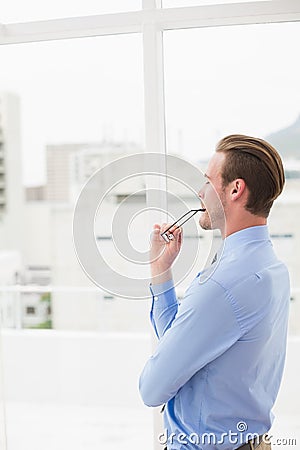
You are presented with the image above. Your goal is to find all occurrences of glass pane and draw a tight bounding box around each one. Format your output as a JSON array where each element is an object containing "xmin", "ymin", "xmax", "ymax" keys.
[
  {"xmin": 1, "ymin": 299, "xmax": 152, "ymax": 450},
  {"xmin": 164, "ymin": 23, "xmax": 300, "ymax": 163},
  {"xmin": 0, "ymin": 31, "xmax": 150, "ymax": 449},
  {"xmin": 163, "ymin": 0, "xmax": 270, "ymax": 7},
  {"xmin": 0, "ymin": 33, "xmax": 144, "ymax": 320},
  {"xmin": 0, "ymin": 327, "xmax": 7, "ymax": 450},
  {"xmin": 164, "ymin": 20, "xmax": 300, "ymax": 442},
  {"xmin": 164, "ymin": 21, "xmax": 300, "ymax": 287},
  {"xmin": 0, "ymin": 0, "xmax": 140, "ymax": 23}
]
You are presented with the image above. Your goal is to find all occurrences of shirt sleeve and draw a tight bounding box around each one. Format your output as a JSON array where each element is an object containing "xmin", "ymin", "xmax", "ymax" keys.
[
  {"xmin": 149, "ymin": 279, "xmax": 179, "ymax": 339},
  {"xmin": 139, "ymin": 278, "xmax": 243, "ymax": 407}
]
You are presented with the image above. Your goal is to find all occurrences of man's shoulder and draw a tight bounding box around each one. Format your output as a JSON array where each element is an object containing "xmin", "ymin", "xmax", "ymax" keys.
[{"xmin": 211, "ymin": 240, "xmax": 282, "ymax": 286}]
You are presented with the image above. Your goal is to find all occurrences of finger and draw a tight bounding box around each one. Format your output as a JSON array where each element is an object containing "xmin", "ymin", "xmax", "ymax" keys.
[
  {"xmin": 168, "ymin": 226, "xmax": 181, "ymax": 241},
  {"xmin": 151, "ymin": 227, "xmax": 161, "ymax": 242},
  {"xmin": 166, "ymin": 229, "xmax": 178, "ymax": 245},
  {"xmin": 167, "ymin": 226, "xmax": 180, "ymax": 249},
  {"xmin": 160, "ymin": 223, "xmax": 169, "ymax": 233},
  {"xmin": 160, "ymin": 223, "xmax": 171, "ymax": 241},
  {"xmin": 173, "ymin": 226, "xmax": 182, "ymax": 237},
  {"xmin": 167, "ymin": 224, "xmax": 177, "ymax": 233},
  {"xmin": 176, "ymin": 228, "xmax": 182, "ymax": 250}
]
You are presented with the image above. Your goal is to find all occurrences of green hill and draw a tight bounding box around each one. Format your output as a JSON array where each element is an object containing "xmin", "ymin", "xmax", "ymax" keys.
[{"xmin": 265, "ymin": 115, "xmax": 300, "ymax": 159}]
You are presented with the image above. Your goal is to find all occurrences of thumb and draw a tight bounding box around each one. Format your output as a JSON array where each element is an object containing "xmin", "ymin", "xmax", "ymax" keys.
[{"xmin": 151, "ymin": 225, "xmax": 161, "ymax": 242}]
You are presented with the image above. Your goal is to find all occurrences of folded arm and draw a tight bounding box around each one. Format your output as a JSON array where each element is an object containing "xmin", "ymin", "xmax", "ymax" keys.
[{"xmin": 139, "ymin": 278, "xmax": 242, "ymax": 407}]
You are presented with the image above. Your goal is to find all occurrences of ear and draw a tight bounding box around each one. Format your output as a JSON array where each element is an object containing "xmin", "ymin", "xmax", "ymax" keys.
[{"xmin": 230, "ymin": 178, "xmax": 246, "ymax": 201}]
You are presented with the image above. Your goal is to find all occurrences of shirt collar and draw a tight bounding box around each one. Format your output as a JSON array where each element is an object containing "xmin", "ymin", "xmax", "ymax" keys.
[
  {"xmin": 221, "ymin": 225, "xmax": 270, "ymax": 256},
  {"xmin": 198, "ymin": 225, "xmax": 270, "ymax": 283}
]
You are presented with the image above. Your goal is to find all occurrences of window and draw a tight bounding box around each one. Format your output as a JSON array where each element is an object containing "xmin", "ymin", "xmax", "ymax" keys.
[
  {"xmin": 0, "ymin": 34, "xmax": 144, "ymax": 331},
  {"xmin": 0, "ymin": 0, "xmax": 140, "ymax": 23},
  {"xmin": 26, "ymin": 306, "xmax": 36, "ymax": 315},
  {"xmin": 164, "ymin": 23, "xmax": 300, "ymax": 164},
  {"xmin": 163, "ymin": 0, "xmax": 270, "ymax": 7},
  {"xmin": 1, "ymin": 3, "xmax": 300, "ymax": 450},
  {"xmin": 164, "ymin": 22, "xmax": 300, "ymax": 294}
]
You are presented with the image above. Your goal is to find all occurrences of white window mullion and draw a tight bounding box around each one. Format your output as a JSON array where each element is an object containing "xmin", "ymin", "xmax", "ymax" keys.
[
  {"xmin": 0, "ymin": 11, "xmax": 143, "ymax": 45},
  {"xmin": 1, "ymin": 2, "xmax": 300, "ymax": 45},
  {"xmin": 142, "ymin": 2, "xmax": 168, "ymax": 450},
  {"xmin": 142, "ymin": 0, "xmax": 168, "ymax": 214},
  {"xmin": 158, "ymin": 1, "xmax": 300, "ymax": 31}
]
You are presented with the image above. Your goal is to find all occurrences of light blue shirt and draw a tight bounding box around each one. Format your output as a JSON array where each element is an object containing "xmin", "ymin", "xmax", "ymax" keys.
[{"xmin": 139, "ymin": 225, "xmax": 290, "ymax": 450}]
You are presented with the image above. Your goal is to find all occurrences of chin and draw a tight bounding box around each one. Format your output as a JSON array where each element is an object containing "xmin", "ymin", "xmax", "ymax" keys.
[{"xmin": 199, "ymin": 218, "xmax": 212, "ymax": 231}]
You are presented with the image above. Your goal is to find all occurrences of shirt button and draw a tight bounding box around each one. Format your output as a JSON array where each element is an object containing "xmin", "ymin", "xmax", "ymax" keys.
[{"xmin": 154, "ymin": 296, "xmax": 159, "ymax": 301}]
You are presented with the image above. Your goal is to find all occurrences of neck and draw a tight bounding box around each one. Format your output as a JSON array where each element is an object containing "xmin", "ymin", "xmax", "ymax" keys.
[{"xmin": 221, "ymin": 212, "xmax": 267, "ymax": 239}]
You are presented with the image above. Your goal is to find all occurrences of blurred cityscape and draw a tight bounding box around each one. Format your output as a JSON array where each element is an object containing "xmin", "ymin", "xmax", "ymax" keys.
[{"xmin": 0, "ymin": 90, "xmax": 300, "ymax": 334}]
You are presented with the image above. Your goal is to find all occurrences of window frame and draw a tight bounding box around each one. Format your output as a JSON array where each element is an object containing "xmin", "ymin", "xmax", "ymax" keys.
[
  {"xmin": 1, "ymin": 2, "xmax": 300, "ymax": 449},
  {"xmin": 0, "ymin": 0, "xmax": 300, "ymax": 247}
]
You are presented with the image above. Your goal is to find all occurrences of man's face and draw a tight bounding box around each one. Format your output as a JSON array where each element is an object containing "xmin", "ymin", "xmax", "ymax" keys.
[{"xmin": 198, "ymin": 152, "xmax": 227, "ymax": 231}]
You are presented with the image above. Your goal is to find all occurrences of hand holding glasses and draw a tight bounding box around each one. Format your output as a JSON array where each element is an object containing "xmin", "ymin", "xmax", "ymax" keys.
[{"xmin": 160, "ymin": 208, "xmax": 206, "ymax": 243}]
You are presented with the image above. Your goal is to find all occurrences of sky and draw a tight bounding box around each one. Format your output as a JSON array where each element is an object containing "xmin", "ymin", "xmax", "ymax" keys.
[
  {"xmin": 0, "ymin": 34, "xmax": 144, "ymax": 185},
  {"xmin": 164, "ymin": 22, "xmax": 300, "ymax": 161},
  {"xmin": 0, "ymin": 7, "xmax": 300, "ymax": 185}
]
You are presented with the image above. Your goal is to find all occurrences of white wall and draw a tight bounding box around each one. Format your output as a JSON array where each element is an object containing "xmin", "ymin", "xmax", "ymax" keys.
[
  {"xmin": 0, "ymin": 331, "xmax": 299, "ymax": 450},
  {"xmin": 273, "ymin": 337, "xmax": 300, "ymax": 416},
  {"xmin": 1, "ymin": 330, "xmax": 151, "ymax": 408},
  {"xmin": 0, "ymin": 330, "xmax": 299, "ymax": 414}
]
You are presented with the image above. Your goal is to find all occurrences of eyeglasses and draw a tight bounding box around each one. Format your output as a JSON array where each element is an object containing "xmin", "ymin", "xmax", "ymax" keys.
[{"xmin": 160, "ymin": 208, "xmax": 206, "ymax": 243}]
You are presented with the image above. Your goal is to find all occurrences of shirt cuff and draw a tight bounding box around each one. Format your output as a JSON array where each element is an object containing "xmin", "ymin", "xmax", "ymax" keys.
[
  {"xmin": 150, "ymin": 279, "xmax": 174, "ymax": 296},
  {"xmin": 149, "ymin": 279, "xmax": 177, "ymax": 312}
]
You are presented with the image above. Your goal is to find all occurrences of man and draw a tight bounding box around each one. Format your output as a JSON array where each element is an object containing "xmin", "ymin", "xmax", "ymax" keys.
[{"xmin": 139, "ymin": 135, "xmax": 290, "ymax": 450}]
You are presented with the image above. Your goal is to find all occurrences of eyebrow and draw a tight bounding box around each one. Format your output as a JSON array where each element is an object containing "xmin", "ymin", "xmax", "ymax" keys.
[{"xmin": 204, "ymin": 173, "xmax": 211, "ymax": 180}]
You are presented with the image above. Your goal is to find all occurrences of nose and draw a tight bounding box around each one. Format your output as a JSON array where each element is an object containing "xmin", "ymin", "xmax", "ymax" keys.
[{"xmin": 198, "ymin": 185, "xmax": 205, "ymax": 199}]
